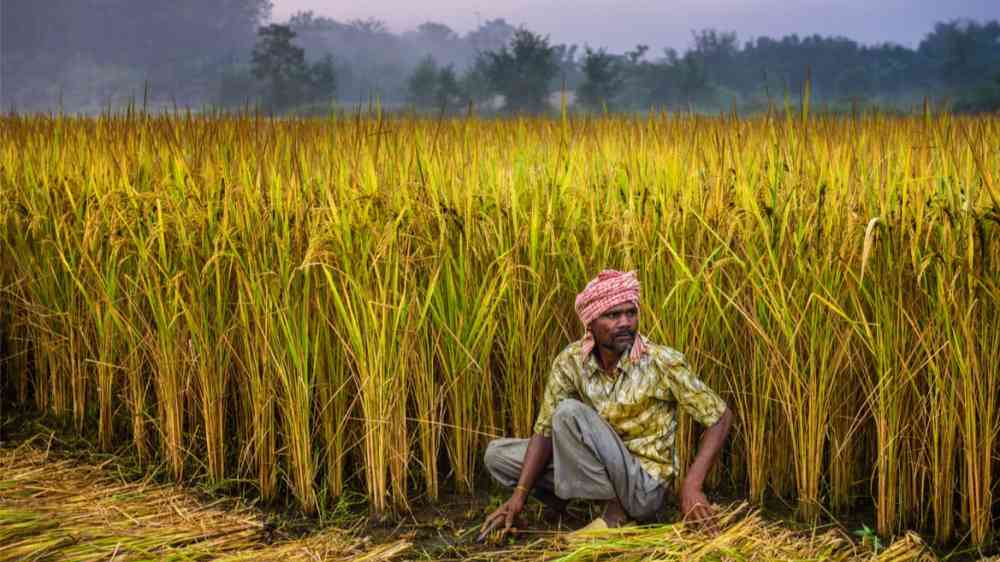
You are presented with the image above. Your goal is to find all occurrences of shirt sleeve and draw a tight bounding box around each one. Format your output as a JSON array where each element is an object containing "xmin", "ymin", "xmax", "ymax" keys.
[
  {"xmin": 532, "ymin": 352, "xmax": 578, "ymax": 436},
  {"xmin": 654, "ymin": 350, "xmax": 726, "ymax": 428}
]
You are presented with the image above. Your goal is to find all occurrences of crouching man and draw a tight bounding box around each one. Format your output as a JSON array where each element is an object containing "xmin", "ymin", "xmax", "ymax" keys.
[{"xmin": 479, "ymin": 270, "xmax": 733, "ymax": 539}]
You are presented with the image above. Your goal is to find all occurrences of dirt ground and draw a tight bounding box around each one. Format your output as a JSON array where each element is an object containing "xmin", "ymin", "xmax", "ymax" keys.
[
  {"xmin": 0, "ymin": 412, "xmax": 990, "ymax": 561},
  {"xmin": 0, "ymin": 412, "xmax": 624, "ymax": 561},
  {"xmin": 0, "ymin": 438, "xmax": 613, "ymax": 560}
]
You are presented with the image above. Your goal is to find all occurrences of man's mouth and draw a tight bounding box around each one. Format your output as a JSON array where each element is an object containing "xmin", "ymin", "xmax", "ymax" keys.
[{"xmin": 613, "ymin": 332, "xmax": 635, "ymax": 340}]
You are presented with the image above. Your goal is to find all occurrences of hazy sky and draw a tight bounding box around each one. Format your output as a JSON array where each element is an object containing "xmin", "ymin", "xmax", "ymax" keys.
[{"xmin": 271, "ymin": 0, "xmax": 999, "ymax": 54}]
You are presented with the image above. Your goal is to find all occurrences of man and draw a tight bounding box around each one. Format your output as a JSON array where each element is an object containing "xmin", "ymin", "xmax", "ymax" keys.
[{"xmin": 479, "ymin": 270, "xmax": 733, "ymax": 539}]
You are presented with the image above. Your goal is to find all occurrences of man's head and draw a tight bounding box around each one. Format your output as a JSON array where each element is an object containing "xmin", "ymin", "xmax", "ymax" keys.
[
  {"xmin": 574, "ymin": 270, "xmax": 642, "ymax": 357},
  {"xmin": 589, "ymin": 301, "xmax": 639, "ymax": 354}
]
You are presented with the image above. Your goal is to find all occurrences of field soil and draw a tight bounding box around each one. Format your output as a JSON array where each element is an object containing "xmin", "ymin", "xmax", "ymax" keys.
[
  {"xmin": 0, "ymin": 413, "xmax": 983, "ymax": 561},
  {"xmin": 0, "ymin": 414, "xmax": 595, "ymax": 561}
]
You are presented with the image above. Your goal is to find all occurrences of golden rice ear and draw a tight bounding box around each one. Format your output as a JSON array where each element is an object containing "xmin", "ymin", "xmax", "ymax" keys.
[{"xmin": 860, "ymin": 216, "xmax": 881, "ymax": 282}]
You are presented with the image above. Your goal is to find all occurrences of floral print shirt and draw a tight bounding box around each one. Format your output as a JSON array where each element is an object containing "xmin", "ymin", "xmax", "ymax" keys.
[{"xmin": 533, "ymin": 336, "xmax": 727, "ymax": 483}]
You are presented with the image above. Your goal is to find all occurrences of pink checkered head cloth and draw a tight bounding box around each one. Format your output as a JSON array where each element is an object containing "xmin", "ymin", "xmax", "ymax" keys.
[{"xmin": 574, "ymin": 270, "xmax": 648, "ymax": 363}]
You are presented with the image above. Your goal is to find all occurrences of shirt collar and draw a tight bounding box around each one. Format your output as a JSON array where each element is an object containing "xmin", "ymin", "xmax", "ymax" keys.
[{"xmin": 584, "ymin": 343, "xmax": 635, "ymax": 376}]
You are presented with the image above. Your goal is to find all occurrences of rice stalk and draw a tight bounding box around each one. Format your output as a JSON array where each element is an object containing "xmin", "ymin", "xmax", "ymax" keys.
[
  {"xmin": 428, "ymin": 229, "xmax": 507, "ymax": 493},
  {"xmin": 325, "ymin": 216, "xmax": 415, "ymax": 514}
]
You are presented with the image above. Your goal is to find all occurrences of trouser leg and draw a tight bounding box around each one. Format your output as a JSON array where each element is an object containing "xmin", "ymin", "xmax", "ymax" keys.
[
  {"xmin": 484, "ymin": 437, "xmax": 557, "ymax": 492},
  {"xmin": 549, "ymin": 399, "xmax": 666, "ymax": 521}
]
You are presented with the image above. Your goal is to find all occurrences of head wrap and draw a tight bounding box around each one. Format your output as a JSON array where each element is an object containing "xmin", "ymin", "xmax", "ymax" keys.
[{"xmin": 574, "ymin": 270, "xmax": 648, "ymax": 363}]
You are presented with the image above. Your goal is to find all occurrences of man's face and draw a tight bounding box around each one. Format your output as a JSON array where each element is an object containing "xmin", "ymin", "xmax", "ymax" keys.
[{"xmin": 589, "ymin": 302, "xmax": 639, "ymax": 356}]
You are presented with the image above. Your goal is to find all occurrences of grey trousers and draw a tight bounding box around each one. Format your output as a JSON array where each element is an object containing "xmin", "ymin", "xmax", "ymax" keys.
[{"xmin": 484, "ymin": 398, "xmax": 667, "ymax": 520}]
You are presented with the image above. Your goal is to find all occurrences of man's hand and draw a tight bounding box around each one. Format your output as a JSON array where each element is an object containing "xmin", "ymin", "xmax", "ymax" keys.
[
  {"xmin": 679, "ymin": 483, "xmax": 718, "ymax": 533},
  {"xmin": 477, "ymin": 494, "xmax": 526, "ymax": 543},
  {"xmin": 679, "ymin": 408, "xmax": 731, "ymax": 534},
  {"xmin": 477, "ymin": 433, "xmax": 552, "ymax": 543}
]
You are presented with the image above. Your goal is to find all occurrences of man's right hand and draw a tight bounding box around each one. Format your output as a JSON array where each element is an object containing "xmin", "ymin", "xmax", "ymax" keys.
[
  {"xmin": 476, "ymin": 493, "xmax": 526, "ymax": 543},
  {"xmin": 477, "ymin": 434, "xmax": 552, "ymax": 543}
]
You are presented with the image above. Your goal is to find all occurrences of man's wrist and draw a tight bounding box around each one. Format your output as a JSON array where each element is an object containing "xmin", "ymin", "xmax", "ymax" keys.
[
  {"xmin": 513, "ymin": 484, "xmax": 531, "ymax": 500},
  {"xmin": 681, "ymin": 474, "xmax": 704, "ymax": 493}
]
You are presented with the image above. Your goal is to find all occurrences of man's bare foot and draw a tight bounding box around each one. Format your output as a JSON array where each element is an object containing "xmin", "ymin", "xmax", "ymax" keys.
[{"xmin": 601, "ymin": 498, "xmax": 628, "ymax": 527}]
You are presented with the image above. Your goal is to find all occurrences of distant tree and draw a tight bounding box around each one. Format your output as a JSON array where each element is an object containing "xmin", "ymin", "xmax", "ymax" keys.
[
  {"xmin": 734, "ymin": 33, "xmax": 867, "ymax": 97},
  {"xmin": 954, "ymin": 73, "xmax": 1000, "ymax": 113},
  {"xmin": 465, "ymin": 18, "xmax": 517, "ymax": 55},
  {"xmin": 408, "ymin": 56, "xmax": 440, "ymax": 107},
  {"xmin": 481, "ymin": 28, "xmax": 559, "ymax": 113},
  {"xmin": 552, "ymin": 43, "xmax": 582, "ymax": 89},
  {"xmin": 577, "ymin": 47, "xmax": 624, "ymax": 110},
  {"xmin": 346, "ymin": 18, "xmax": 389, "ymax": 37},
  {"xmin": 626, "ymin": 44, "xmax": 650, "ymax": 65},
  {"xmin": 629, "ymin": 48, "xmax": 684, "ymax": 108},
  {"xmin": 288, "ymin": 10, "xmax": 338, "ymax": 32},
  {"xmin": 919, "ymin": 20, "xmax": 1000, "ymax": 88},
  {"xmin": 459, "ymin": 57, "xmax": 494, "ymax": 109},
  {"xmin": 435, "ymin": 65, "xmax": 463, "ymax": 111},
  {"xmin": 407, "ymin": 55, "xmax": 463, "ymax": 112},
  {"xmin": 251, "ymin": 24, "xmax": 335, "ymax": 111},
  {"xmin": 689, "ymin": 29, "xmax": 739, "ymax": 84},
  {"xmin": 619, "ymin": 45, "xmax": 717, "ymax": 110},
  {"xmin": 252, "ymin": 24, "xmax": 307, "ymax": 109},
  {"xmin": 310, "ymin": 54, "xmax": 338, "ymax": 100},
  {"xmin": 415, "ymin": 22, "xmax": 459, "ymax": 44},
  {"xmin": 618, "ymin": 44, "xmax": 708, "ymax": 109},
  {"xmin": 853, "ymin": 43, "xmax": 919, "ymax": 96},
  {"xmin": 834, "ymin": 66, "xmax": 876, "ymax": 99},
  {"xmin": 678, "ymin": 53, "xmax": 709, "ymax": 101}
]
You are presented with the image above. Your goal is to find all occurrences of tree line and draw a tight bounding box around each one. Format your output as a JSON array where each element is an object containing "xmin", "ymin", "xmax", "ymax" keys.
[
  {"xmin": 3, "ymin": 1, "xmax": 999, "ymax": 114},
  {"xmin": 250, "ymin": 17, "xmax": 1000, "ymax": 114}
]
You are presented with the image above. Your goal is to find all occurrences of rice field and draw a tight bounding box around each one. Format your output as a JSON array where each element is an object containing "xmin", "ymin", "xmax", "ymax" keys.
[{"xmin": 1, "ymin": 108, "xmax": 998, "ymax": 552}]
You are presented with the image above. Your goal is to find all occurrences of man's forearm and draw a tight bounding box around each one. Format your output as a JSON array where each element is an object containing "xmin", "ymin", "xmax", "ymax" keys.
[
  {"xmin": 683, "ymin": 407, "xmax": 733, "ymax": 491},
  {"xmin": 512, "ymin": 433, "xmax": 553, "ymax": 500},
  {"xmin": 478, "ymin": 433, "xmax": 554, "ymax": 540}
]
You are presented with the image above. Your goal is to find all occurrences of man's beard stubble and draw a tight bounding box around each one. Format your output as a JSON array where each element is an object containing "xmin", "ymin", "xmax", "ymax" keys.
[{"xmin": 602, "ymin": 330, "xmax": 636, "ymax": 354}]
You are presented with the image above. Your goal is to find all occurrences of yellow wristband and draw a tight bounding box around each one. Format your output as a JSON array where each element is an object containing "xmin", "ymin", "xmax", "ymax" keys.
[{"xmin": 515, "ymin": 484, "xmax": 530, "ymax": 494}]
